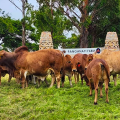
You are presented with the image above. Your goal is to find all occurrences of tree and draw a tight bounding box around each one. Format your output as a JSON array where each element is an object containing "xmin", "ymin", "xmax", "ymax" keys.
[
  {"xmin": 87, "ymin": 0, "xmax": 120, "ymax": 47},
  {"xmin": 0, "ymin": 9, "xmax": 38, "ymax": 51},
  {"xmin": 36, "ymin": 0, "xmax": 90, "ymax": 48},
  {"xmin": 8, "ymin": 0, "xmax": 28, "ymax": 45},
  {"xmin": 27, "ymin": 4, "xmax": 72, "ymax": 48},
  {"xmin": 36, "ymin": 0, "xmax": 120, "ymax": 48}
]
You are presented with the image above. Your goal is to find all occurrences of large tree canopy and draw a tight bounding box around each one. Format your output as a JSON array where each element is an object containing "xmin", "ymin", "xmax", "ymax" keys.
[{"xmin": 36, "ymin": 0, "xmax": 120, "ymax": 48}]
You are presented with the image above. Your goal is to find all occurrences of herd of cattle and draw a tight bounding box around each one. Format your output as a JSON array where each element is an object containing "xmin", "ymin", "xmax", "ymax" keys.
[{"xmin": 0, "ymin": 45, "xmax": 120, "ymax": 104}]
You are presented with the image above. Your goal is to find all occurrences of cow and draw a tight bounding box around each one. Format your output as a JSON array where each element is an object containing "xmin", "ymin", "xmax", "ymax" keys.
[
  {"xmin": 93, "ymin": 49, "xmax": 120, "ymax": 86},
  {"xmin": 70, "ymin": 53, "xmax": 93, "ymax": 85},
  {"xmin": 61, "ymin": 54, "xmax": 73, "ymax": 87},
  {"xmin": 70, "ymin": 53, "xmax": 84, "ymax": 84},
  {"xmin": 0, "ymin": 66, "xmax": 14, "ymax": 85},
  {"xmin": 84, "ymin": 58, "xmax": 110, "ymax": 104},
  {"xmin": 0, "ymin": 46, "xmax": 64, "ymax": 89}
]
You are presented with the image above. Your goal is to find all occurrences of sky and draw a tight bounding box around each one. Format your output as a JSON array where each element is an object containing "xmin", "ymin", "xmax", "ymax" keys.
[{"xmin": 0, "ymin": 0, "xmax": 38, "ymax": 20}]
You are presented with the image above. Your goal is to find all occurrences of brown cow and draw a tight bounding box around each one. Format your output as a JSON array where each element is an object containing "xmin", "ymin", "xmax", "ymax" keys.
[
  {"xmin": 70, "ymin": 53, "xmax": 84, "ymax": 84},
  {"xmin": 61, "ymin": 54, "xmax": 73, "ymax": 87},
  {"xmin": 0, "ymin": 66, "xmax": 14, "ymax": 85},
  {"xmin": 93, "ymin": 49, "xmax": 120, "ymax": 86},
  {"xmin": 70, "ymin": 53, "xmax": 93, "ymax": 85},
  {"xmin": 0, "ymin": 46, "xmax": 64, "ymax": 88},
  {"xmin": 84, "ymin": 58, "xmax": 110, "ymax": 104}
]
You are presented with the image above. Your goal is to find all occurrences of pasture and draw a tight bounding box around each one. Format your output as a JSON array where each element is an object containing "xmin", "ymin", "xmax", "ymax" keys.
[{"xmin": 0, "ymin": 75, "xmax": 120, "ymax": 120}]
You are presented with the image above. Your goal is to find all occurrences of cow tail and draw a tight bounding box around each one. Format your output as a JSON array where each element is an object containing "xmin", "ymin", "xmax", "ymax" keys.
[
  {"xmin": 101, "ymin": 64, "xmax": 104, "ymax": 80},
  {"xmin": 101, "ymin": 64, "xmax": 110, "ymax": 82}
]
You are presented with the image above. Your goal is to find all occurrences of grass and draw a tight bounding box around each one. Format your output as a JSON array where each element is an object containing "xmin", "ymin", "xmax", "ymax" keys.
[{"xmin": 0, "ymin": 75, "xmax": 120, "ymax": 120}]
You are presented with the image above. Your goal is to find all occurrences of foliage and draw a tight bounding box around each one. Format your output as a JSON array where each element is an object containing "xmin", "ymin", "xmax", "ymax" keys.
[
  {"xmin": 36, "ymin": 0, "xmax": 120, "ymax": 48},
  {"xmin": 0, "ymin": 75, "xmax": 120, "ymax": 119},
  {"xmin": 87, "ymin": 0, "xmax": 120, "ymax": 47},
  {"xmin": 27, "ymin": 4, "xmax": 73, "ymax": 48},
  {"xmin": 0, "ymin": 9, "xmax": 39, "ymax": 51}
]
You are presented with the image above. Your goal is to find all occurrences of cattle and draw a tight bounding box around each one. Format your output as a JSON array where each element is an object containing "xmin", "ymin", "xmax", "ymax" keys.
[
  {"xmin": 70, "ymin": 53, "xmax": 84, "ymax": 84},
  {"xmin": 0, "ymin": 66, "xmax": 13, "ymax": 85},
  {"xmin": 93, "ymin": 49, "xmax": 120, "ymax": 86},
  {"xmin": 61, "ymin": 54, "xmax": 73, "ymax": 87},
  {"xmin": 70, "ymin": 53, "xmax": 93, "ymax": 85},
  {"xmin": 84, "ymin": 58, "xmax": 110, "ymax": 104},
  {"xmin": 0, "ymin": 46, "xmax": 64, "ymax": 88}
]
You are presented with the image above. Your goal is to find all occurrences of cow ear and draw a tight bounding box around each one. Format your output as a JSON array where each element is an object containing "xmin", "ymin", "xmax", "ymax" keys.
[
  {"xmin": 83, "ymin": 54, "xmax": 87, "ymax": 61},
  {"xmin": 0, "ymin": 50, "xmax": 5, "ymax": 59}
]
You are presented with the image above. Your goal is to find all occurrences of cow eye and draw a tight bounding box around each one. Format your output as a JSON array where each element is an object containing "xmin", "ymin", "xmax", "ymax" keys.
[
  {"xmin": 89, "ymin": 59, "xmax": 91, "ymax": 62},
  {"xmin": 68, "ymin": 61, "xmax": 71, "ymax": 63}
]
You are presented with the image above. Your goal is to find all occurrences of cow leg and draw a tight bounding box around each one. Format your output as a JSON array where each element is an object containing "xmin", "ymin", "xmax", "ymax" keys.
[
  {"xmin": 0, "ymin": 71, "xmax": 1, "ymax": 85},
  {"xmin": 26, "ymin": 78, "xmax": 29, "ymax": 88},
  {"xmin": 68, "ymin": 76, "xmax": 72, "ymax": 87},
  {"xmin": 56, "ymin": 74, "xmax": 61, "ymax": 88},
  {"xmin": 37, "ymin": 79, "xmax": 41, "ymax": 87},
  {"xmin": 21, "ymin": 71, "xmax": 27, "ymax": 89},
  {"xmin": 8, "ymin": 74, "xmax": 12, "ymax": 83},
  {"xmin": 61, "ymin": 74, "xmax": 65, "ymax": 87},
  {"xmin": 105, "ymin": 79, "xmax": 109, "ymax": 103},
  {"xmin": 99, "ymin": 82, "xmax": 103, "ymax": 98},
  {"xmin": 32, "ymin": 76, "xmax": 37, "ymax": 84},
  {"xmin": 94, "ymin": 79, "xmax": 99, "ymax": 105},
  {"xmin": 80, "ymin": 73, "xmax": 83, "ymax": 85},
  {"xmin": 74, "ymin": 72, "xmax": 77, "ymax": 84},
  {"xmin": 50, "ymin": 74, "xmax": 56, "ymax": 88},
  {"xmin": 44, "ymin": 78, "xmax": 49, "ymax": 86},
  {"xmin": 113, "ymin": 75, "xmax": 117, "ymax": 86},
  {"xmin": 77, "ymin": 73, "xmax": 79, "ymax": 83},
  {"xmin": 89, "ymin": 83, "xmax": 92, "ymax": 96}
]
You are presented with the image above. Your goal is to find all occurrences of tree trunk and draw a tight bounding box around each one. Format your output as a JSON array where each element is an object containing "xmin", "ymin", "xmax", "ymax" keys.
[
  {"xmin": 91, "ymin": 35, "xmax": 96, "ymax": 47},
  {"xmin": 80, "ymin": 26, "xmax": 88, "ymax": 48},
  {"xmin": 22, "ymin": 0, "xmax": 25, "ymax": 46},
  {"xmin": 79, "ymin": 0, "xmax": 89, "ymax": 48}
]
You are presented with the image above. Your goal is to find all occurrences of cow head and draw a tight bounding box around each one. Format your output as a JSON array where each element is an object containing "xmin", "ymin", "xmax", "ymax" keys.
[
  {"xmin": 0, "ymin": 50, "xmax": 5, "ymax": 59},
  {"xmin": 71, "ymin": 60, "xmax": 82, "ymax": 72},
  {"xmin": 0, "ymin": 50, "xmax": 6, "ymax": 64},
  {"xmin": 85, "ymin": 54, "xmax": 93, "ymax": 70}
]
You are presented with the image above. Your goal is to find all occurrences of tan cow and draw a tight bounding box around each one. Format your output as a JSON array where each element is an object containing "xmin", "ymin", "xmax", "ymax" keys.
[
  {"xmin": 0, "ymin": 46, "xmax": 64, "ymax": 88},
  {"xmin": 93, "ymin": 49, "xmax": 120, "ymax": 86},
  {"xmin": 84, "ymin": 58, "xmax": 110, "ymax": 104}
]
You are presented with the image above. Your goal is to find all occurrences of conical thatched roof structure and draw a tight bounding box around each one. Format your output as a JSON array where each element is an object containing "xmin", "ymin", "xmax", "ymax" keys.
[
  {"xmin": 105, "ymin": 32, "xmax": 119, "ymax": 51},
  {"xmin": 39, "ymin": 31, "xmax": 53, "ymax": 50}
]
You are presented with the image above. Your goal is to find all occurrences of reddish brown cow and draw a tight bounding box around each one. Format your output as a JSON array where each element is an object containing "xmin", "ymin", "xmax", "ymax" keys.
[
  {"xmin": 84, "ymin": 58, "xmax": 110, "ymax": 104},
  {"xmin": 70, "ymin": 53, "xmax": 93, "ymax": 85},
  {"xmin": 0, "ymin": 46, "xmax": 64, "ymax": 88}
]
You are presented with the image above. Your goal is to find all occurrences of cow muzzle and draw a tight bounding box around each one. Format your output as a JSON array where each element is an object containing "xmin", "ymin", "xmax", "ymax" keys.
[{"xmin": 72, "ymin": 69, "xmax": 77, "ymax": 72}]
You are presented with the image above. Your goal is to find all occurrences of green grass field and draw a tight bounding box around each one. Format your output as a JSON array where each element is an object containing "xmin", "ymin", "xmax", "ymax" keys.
[{"xmin": 0, "ymin": 75, "xmax": 120, "ymax": 120}]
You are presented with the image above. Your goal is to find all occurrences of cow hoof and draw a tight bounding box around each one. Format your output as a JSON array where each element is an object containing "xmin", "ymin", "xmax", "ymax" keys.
[
  {"xmin": 106, "ymin": 100, "xmax": 109, "ymax": 103},
  {"xmin": 94, "ymin": 102, "xmax": 97, "ymax": 105},
  {"xmin": 100, "ymin": 95, "xmax": 103, "ymax": 98}
]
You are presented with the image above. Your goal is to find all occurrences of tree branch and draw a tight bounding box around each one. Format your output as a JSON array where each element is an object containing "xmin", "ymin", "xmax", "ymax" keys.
[{"xmin": 8, "ymin": 0, "xmax": 22, "ymax": 12}]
